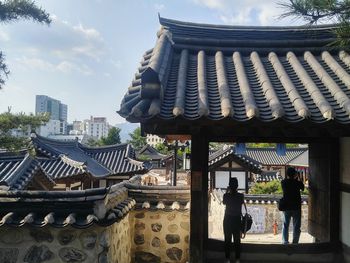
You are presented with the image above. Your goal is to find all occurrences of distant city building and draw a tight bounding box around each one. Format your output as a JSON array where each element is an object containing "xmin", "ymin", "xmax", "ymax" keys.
[
  {"xmin": 37, "ymin": 119, "xmax": 66, "ymax": 137},
  {"xmin": 146, "ymin": 134, "xmax": 164, "ymax": 147},
  {"xmin": 36, "ymin": 95, "xmax": 68, "ymax": 136},
  {"xmin": 83, "ymin": 116, "xmax": 110, "ymax": 140},
  {"xmin": 35, "ymin": 95, "xmax": 67, "ymax": 121}
]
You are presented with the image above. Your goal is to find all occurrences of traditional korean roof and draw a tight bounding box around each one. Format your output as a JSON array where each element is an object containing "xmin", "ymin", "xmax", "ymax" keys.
[
  {"xmin": 0, "ymin": 135, "xmax": 151, "ymax": 188},
  {"xmin": 137, "ymin": 144, "xmax": 167, "ymax": 160},
  {"xmin": 80, "ymin": 143, "xmax": 152, "ymax": 176},
  {"xmin": 118, "ymin": 17, "xmax": 350, "ymax": 137},
  {"xmin": 288, "ymin": 149, "xmax": 309, "ymax": 167},
  {"xmin": 32, "ymin": 134, "xmax": 151, "ymax": 178},
  {"xmin": 245, "ymin": 147, "xmax": 307, "ymax": 166},
  {"xmin": 0, "ymin": 153, "xmax": 55, "ymax": 190},
  {"xmin": 208, "ymin": 146, "xmax": 262, "ymax": 174},
  {"xmin": 0, "ymin": 180, "xmax": 135, "ymax": 228}
]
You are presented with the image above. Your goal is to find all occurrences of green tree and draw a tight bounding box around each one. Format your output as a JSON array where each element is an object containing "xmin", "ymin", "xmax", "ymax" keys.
[
  {"xmin": 280, "ymin": 0, "xmax": 350, "ymax": 46},
  {"xmin": 127, "ymin": 127, "xmax": 146, "ymax": 150},
  {"xmin": 0, "ymin": 111, "xmax": 49, "ymax": 151},
  {"xmin": 99, "ymin": 127, "xmax": 121, "ymax": 145},
  {"xmin": 85, "ymin": 137, "xmax": 100, "ymax": 147},
  {"xmin": 0, "ymin": 0, "xmax": 51, "ymax": 89},
  {"xmin": 154, "ymin": 142, "xmax": 169, "ymax": 155}
]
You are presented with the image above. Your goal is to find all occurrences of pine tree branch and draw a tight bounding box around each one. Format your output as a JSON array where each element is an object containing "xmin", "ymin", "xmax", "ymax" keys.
[{"xmin": 0, "ymin": 0, "xmax": 51, "ymax": 24}]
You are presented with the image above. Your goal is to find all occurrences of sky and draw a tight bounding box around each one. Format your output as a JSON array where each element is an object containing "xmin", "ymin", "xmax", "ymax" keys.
[{"xmin": 0, "ymin": 0, "xmax": 304, "ymax": 125}]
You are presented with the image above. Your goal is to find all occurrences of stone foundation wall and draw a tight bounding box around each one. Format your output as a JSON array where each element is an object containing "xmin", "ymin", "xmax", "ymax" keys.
[
  {"xmin": 108, "ymin": 214, "xmax": 132, "ymax": 263},
  {"xmin": 209, "ymin": 195, "xmax": 308, "ymax": 239},
  {"xmin": 129, "ymin": 210, "xmax": 190, "ymax": 263},
  {"xmin": 0, "ymin": 225, "xmax": 107, "ymax": 263}
]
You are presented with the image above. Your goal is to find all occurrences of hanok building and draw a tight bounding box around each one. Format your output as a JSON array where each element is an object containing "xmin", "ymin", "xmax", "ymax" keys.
[
  {"xmin": 0, "ymin": 134, "xmax": 151, "ymax": 190},
  {"xmin": 119, "ymin": 17, "xmax": 350, "ymax": 262},
  {"xmin": 208, "ymin": 145, "xmax": 308, "ymax": 191},
  {"xmin": 137, "ymin": 144, "xmax": 167, "ymax": 168}
]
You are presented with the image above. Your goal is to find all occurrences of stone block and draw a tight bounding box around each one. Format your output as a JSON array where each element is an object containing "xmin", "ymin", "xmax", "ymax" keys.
[
  {"xmin": 168, "ymin": 224, "xmax": 178, "ymax": 233},
  {"xmin": 151, "ymin": 223, "xmax": 162, "ymax": 232},
  {"xmin": 0, "ymin": 230, "xmax": 23, "ymax": 244},
  {"xmin": 30, "ymin": 229, "xmax": 53, "ymax": 243},
  {"xmin": 166, "ymin": 247, "xmax": 182, "ymax": 261},
  {"xmin": 135, "ymin": 251, "xmax": 161, "ymax": 263},
  {"xmin": 59, "ymin": 247, "xmax": 87, "ymax": 262},
  {"xmin": 24, "ymin": 245, "xmax": 53, "ymax": 263},
  {"xmin": 151, "ymin": 237, "xmax": 161, "ymax": 247},
  {"xmin": 134, "ymin": 234, "xmax": 145, "ymax": 245},
  {"xmin": 0, "ymin": 248, "xmax": 19, "ymax": 263},
  {"xmin": 180, "ymin": 222, "xmax": 189, "ymax": 231},
  {"xmin": 166, "ymin": 234, "xmax": 180, "ymax": 244},
  {"xmin": 58, "ymin": 230, "xmax": 76, "ymax": 245},
  {"xmin": 135, "ymin": 213, "xmax": 145, "ymax": 219},
  {"xmin": 79, "ymin": 231, "xmax": 97, "ymax": 249}
]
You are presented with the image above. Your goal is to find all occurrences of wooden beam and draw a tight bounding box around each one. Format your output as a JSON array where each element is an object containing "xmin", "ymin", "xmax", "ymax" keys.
[{"xmin": 190, "ymin": 132, "xmax": 208, "ymax": 262}]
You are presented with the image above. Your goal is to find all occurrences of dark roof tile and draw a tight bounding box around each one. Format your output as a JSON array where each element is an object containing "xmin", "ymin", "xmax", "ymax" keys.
[{"xmin": 119, "ymin": 17, "xmax": 350, "ymax": 130}]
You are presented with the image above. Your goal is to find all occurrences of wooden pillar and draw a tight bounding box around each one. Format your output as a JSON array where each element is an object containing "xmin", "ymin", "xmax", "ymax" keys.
[
  {"xmin": 190, "ymin": 133, "xmax": 208, "ymax": 263},
  {"xmin": 308, "ymin": 140, "xmax": 339, "ymax": 243}
]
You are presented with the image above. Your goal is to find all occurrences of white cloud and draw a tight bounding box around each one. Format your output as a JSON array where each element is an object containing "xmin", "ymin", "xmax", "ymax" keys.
[
  {"xmin": 6, "ymin": 16, "xmax": 106, "ymax": 62},
  {"xmin": 14, "ymin": 57, "xmax": 92, "ymax": 75},
  {"xmin": 0, "ymin": 30, "xmax": 10, "ymax": 42},
  {"xmin": 192, "ymin": 0, "xmax": 300, "ymax": 26}
]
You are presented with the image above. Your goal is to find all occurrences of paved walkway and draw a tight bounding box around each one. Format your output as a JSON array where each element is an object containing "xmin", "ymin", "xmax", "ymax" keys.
[
  {"xmin": 241, "ymin": 232, "xmax": 314, "ymax": 244},
  {"xmin": 211, "ymin": 231, "xmax": 314, "ymax": 244}
]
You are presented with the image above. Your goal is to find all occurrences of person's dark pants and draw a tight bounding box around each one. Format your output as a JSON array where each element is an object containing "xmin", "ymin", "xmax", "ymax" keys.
[{"xmin": 223, "ymin": 215, "xmax": 241, "ymax": 259}]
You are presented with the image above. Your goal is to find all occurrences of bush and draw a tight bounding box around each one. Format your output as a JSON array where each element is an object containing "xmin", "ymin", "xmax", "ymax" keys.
[
  {"xmin": 249, "ymin": 180, "xmax": 309, "ymax": 195},
  {"xmin": 249, "ymin": 181, "xmax": 283, "ymax": 195}
]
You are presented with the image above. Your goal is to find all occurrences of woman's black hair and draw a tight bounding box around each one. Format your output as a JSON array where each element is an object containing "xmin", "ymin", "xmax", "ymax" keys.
[{"xmin": 229, "ymin": 177, "xmax": 238, "ymax": 190}]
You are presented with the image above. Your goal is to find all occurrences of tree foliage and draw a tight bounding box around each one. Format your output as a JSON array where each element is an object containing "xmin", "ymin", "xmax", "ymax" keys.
[
  {"xmin": 127, "ymin": 127, "xmax": 146, "ymax": 150},
  {"xmin": 280, "ymin": 0, "xmax": 350, "ymax": 46},
  {"xmin": 249, "ymin": 181, "xmax": 283, "ymax": 195},
  {"xmin": 0, "ymin": 111, "xmax": 49, "ymax": 151},
  {"xmin": 99, "ymin": 127, "xmax": 121, "ymax": 145},
  {"xmin": 154, "ymin": 142, "xmax": 170, "ymax": 155},
  {"xmin": 0, "ymin": 0, "xmax": 51, "ymax": 89}
]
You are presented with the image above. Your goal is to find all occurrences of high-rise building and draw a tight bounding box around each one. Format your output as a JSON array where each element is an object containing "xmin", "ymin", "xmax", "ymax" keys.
[
  {"xmin": 35, "ymin": 95, "xmax": 67, "ymax": 121},
  {"xmin": 36, "ymin": 95, "xmax": 68, "ymax": 136}
]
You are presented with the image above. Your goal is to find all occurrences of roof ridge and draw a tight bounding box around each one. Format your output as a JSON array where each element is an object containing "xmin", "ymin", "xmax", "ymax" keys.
[{"xmin": 159, "ymin": 16, "xmax": 338, "ymax": 31}]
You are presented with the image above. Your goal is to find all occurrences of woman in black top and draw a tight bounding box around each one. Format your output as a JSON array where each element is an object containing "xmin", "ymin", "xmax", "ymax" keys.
[
  {"xmin": 281, "ymin": 167, "xmax": 304, "ymax": 244},
  {"xmin": 223, "ymin": 177, "xmax": 246, "ymax": 263}
]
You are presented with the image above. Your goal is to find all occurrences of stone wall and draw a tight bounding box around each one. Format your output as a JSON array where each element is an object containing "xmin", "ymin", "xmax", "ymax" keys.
[
  {"xmin": 0, "ymin": 225, "xmax": 107, "ymax": 263},
  {"xmin": 107, "ymin": 214, "xmax": 132, "ymax": 263},
  {"xmin": 209, "ymin": 194, "xmax": 308, "ymax": 239},
  {"xmin": 129, "ymin": 210, "xmax": 190, "ymax": 263}
]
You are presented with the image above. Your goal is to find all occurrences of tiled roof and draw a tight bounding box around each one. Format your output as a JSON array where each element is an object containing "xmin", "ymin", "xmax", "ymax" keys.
[
  {"xmin": 137, "ymin": 144, "xmax": 167, "ymax": 160},
  {"xmin": 0, "ymin": 135, "xmax": 151, "ymax": 188},
  {"xmin": 208, "ymin": 146, "xmax": 307, "ymax": 172},
  {"xmin": 33, "ymin": 134, "xmax": 151, "ymax": 178},
  {"xmin": 288, "ymin": 149, "xmax": 309, "ymax": 167},
  {"xmin": 0, "ymin": 181, "xmax": 135, "ymax": 228},
  {"xmin": 80, "ymin": 143, "xmax": 151, "ymax": 175},
  {"xmin": 208, "ymin": 146, "xmax": 262, "ymax": 174},
  {"xmin": 0, "ymin": 153, "xmax": 55, "ymax": 190},
  {"xmin": 245, "ymin": 147, "xmax": 307, "ymax": 166},
  {"xmin": 118, "ymin": 17, "xmax": 350, "ymax": 136}
]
